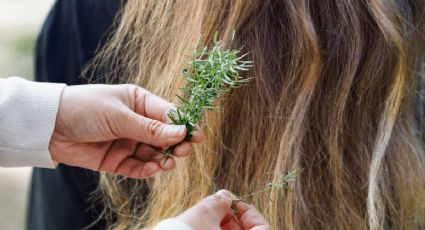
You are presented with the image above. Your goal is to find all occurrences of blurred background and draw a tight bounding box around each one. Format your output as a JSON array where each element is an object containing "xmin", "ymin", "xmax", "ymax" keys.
[{"xmin": 0, "ymin": 0, "xmax": 54, "ymax": 229}]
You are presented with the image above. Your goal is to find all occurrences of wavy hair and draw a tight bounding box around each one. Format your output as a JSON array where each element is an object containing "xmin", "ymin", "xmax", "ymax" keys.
[{"xmin": 90, "ymin": 0, "xmax": 425, "ymax": 229}]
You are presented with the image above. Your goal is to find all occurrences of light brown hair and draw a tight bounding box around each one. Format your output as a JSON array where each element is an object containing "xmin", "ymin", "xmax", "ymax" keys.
[{"xmin": 90, "ymin": 0, "xmax": 425, "ymax": 229}]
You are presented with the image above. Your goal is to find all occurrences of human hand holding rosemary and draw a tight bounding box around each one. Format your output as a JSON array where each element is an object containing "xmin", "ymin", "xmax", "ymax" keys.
[
  {"xmin": 174, "ymin": 190, "xmax": 270, "ymax": 230},
  {"xmin": 174, "ymin": 170, "xmax": 302, "ymax": 229},
  {"xmin": 49, "ymin": 84, "xmax": 193, "ymax": 179},
  {"xmin": 165, "ymin": 34, "xmax": 253, "ymax": 158}
]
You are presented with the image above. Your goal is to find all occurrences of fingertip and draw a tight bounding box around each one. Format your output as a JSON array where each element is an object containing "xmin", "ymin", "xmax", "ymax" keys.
[
  {"xmin": 233, "ymin": 199, "xmax": 257, "ymax": 218},
  {"xmin": 161, "ymin": 124, "xmax": 187, "ymax": 147},
  {"xmin": 161, "ymin": 157, "xmax": 176, "ymax": 171},
  {"xmin": 234, "ymin": 201, "xmax": 270, "ymax": 229},
  {"xmin": 190, "ymin": 130, "xmax": 203, "ymax": 143},
  {"xmin": 197, "ymin": 190, "xmax": 233, "ymax": 221},
  {"xmin": 165, "ymin": 125, "xmax": 187, "ymax": 138},
  {"xmin": 173, "ymin": 142, "xmax": 191, "ymax": 157},
  {"xmin": 234, "ymin": 200, "xmax": 251, "ymax": 213},
  {"xmin": 141, "ymin": 162, "xmax": 161, "ymax": 178},
  {"xmin": 215, "ymin": 190, "xmax": 233, "ymax": 203}
]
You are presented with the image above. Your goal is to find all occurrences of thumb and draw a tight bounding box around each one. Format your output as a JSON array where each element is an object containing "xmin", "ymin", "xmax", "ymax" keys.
[
  {"xmin": 192, "ymin": 190, "xmax": 233, "ymax": 222},
  {"xmin": 176, "ymin": 190, "xmax": 233, "ymax": 229},
  {"xmin": 116, "ymin": 109, "xmax": 187, "ymax": 147}
]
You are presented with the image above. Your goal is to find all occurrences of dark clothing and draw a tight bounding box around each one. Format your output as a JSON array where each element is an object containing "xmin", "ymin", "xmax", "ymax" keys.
[{"xmin": 27, "ymin": 1, "xmax": 123, "ymax": 229}]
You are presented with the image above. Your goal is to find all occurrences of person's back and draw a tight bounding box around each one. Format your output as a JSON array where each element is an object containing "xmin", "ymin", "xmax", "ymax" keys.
[{"xmin": 92, "ymin": 1, "xmax": 425, "ymax": 229}]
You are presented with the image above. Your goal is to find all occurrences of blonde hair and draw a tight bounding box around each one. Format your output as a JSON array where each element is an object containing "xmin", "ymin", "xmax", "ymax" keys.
[{"xmin": 90, "ymin": 0, "xmax": 425, "ymax": 229}]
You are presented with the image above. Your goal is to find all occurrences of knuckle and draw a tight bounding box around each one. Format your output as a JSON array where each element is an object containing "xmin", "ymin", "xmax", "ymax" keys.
[
  {"xmin": 146, "ymin": 119, "xmax": 164, "ymax": 138},
  {"xmin": 123, "ymin": 84, "xmax": 139, "ymax": 109},
  {"xmin": 127, "ymin": 85, "xmax": 138, "ymax": 96},
  {"xmin": 122, "ymin": 83, "xmax": 138, "ymax": 91},
  {"xmin": 142, "ymin": 93, "xmax": 151, "ymax": 113}
]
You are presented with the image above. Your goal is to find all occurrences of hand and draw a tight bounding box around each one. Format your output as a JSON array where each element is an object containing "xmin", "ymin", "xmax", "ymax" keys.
[
  {"xmin": 175, "ymin": 190, "xmax": 270, "ymax": 230},
  {"xmin": 49, "ymin": 84, "xmax": 202, "ymax": 178}
]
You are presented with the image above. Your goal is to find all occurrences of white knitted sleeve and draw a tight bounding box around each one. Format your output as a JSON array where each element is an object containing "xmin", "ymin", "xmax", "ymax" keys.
[{"xmin": 0, "ymin": 77, "xmax": 65, "ymax": 168}]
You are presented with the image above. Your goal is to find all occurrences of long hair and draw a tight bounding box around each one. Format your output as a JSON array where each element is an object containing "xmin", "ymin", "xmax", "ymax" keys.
[{"xmin": 90, "ymin": 0, "xmax": 425, "ymax": 229}]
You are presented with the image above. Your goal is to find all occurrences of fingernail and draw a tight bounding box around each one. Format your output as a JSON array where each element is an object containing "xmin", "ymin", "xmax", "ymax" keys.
[
  {"xmin": 166, "ymin": 125, "xmax": 186, "ymax": 138},
  {"xmin": 216, "ymin": 190, "xmax": 232, "ymax": 201}
]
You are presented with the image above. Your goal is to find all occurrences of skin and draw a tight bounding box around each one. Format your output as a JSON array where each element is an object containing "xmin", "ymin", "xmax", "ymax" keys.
[
  {"xmin": 49, "ymin": 84, "xmax": 202, "ymax": 179},
  {"xmin": 176, "ymin": 190, "xmax": 270, "ymax": 230},
  {"xmin": 48, "ymin": 84, "xmax": 270, "ymax": 226}
]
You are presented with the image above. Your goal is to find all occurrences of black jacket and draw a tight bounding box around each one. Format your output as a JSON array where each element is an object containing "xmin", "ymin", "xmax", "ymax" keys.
[{"xmin": 27, "ymin": 1, "xmax": 123, "ymax": 229}]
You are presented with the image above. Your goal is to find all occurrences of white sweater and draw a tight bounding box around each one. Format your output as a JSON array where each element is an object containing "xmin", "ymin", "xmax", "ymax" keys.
[
  {"xmin": 0, "ymin": 77, "xmax": 194, "ymax": 230},
  {"xmin": 0, "ymin": 77, "xmax": 64, "ymax": 168}
]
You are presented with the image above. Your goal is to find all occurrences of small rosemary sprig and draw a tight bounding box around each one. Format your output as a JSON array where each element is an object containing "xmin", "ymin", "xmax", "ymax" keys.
[
  {"xmin": 165, "ymin": 33, "xmax": 253, "ymax": 157},
  {"xmin": 230, "ymin": 168, "xmax": 303, "ymax": 213}
]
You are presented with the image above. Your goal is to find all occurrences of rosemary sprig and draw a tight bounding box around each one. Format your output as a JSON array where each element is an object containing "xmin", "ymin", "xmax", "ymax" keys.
[
  {"xmin": 165, "ymin": 33, "xmax": 253, "ymax": 158},
  {"xmin": 230, "ymin": 168, "xmax": 303, "ymax": 213}
]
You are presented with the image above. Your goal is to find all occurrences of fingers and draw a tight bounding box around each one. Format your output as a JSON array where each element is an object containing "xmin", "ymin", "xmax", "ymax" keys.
[
  {"xmin": 118, "ymin": 111, "xmax": 187, "ymax": 147},
  {"xmin": 134, "ymin": 87, "xmax": 175, "ymax": 122},
  {"xmin": 234, "ymin": 202, "xmax": 270, "ymax": 230},
  {"xmin": 133, "ymin": 143, "xmax": 177, "ymax": 171},
  {"xmin": 132, "ymin": 86, "xmax": 203, "ymax": 144},
  {"xmin": 116, "ymin": 159, "xmax": 161, "ymax": 179},
  {"xmin": 99, "ymin": 138, "xmax": 192, "ymax": 178},
  {"xmin": 193, "ymin": 190, "xmax": 233, "ymax": 221},
  {"xmin": 176, "ymin": 190, "xmax": 234, "ymax": 229},
  {"xmin": 98, "ymin": 140, "xmax": 164, "ymax": 179},
  {"xmin": 112, "ymin": 85, "xmax": 204, "ymax": 147},
  {"xmin": 97, "ymin": 139, "xmax": 139, "ymax": 173},
  {"xmin": 189, "ymin": 129, "xmax": 203, "ymax": 143},
  {"xmin": 134, "ymin": 142, "xmax": 191, "ymax": 159},
  {"xmin": 221, "ymin": 214, "xmax": 243, "ymax": 230},
  {"xmin": 172, "ymin": 142, "xmax": 191, "ymax": 157}
]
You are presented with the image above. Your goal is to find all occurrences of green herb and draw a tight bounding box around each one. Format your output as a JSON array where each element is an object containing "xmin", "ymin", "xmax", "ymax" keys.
[
  {"xmin": 230, "ymin": 168, "xmax": 303, "ymax": 213},
  {"xmin": 165, "ymin": 33, "xmax": 253, "ymax": 158}
]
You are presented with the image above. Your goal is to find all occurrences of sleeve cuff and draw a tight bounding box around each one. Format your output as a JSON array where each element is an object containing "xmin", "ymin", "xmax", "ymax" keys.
[
  {"xmin": 0, "ymin": 77, "xmax": 66, "ymax": 168},
  {"xmin": 152, "ymin": 219, "xmax": 194, "ymax": 230}
]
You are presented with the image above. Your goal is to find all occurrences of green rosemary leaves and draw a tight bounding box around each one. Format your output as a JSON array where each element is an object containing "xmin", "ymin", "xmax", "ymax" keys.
[
  {"xmin": 231, "ymin": 168, "xmax": 303, "ymax": 213},
  {"xmin": 165, "ymin": 34, "xmax": 253, "ymax": 156},
  {"xmin": 164, "ymin": 34, "xmax": 300, "ymax": 215}
]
